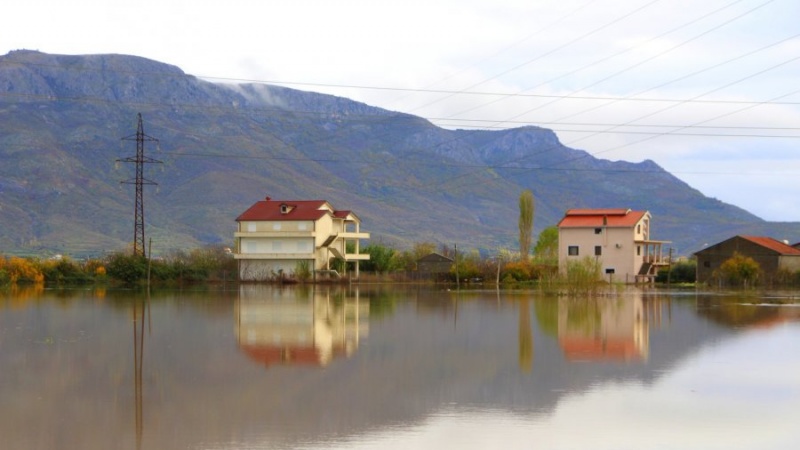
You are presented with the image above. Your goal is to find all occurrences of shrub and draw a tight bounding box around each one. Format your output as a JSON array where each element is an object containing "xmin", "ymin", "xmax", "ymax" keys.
[
  {"xmin": 714, "ymin": 252, "xmax": 761, "ymax": 288},
  {"xmin": 295, "ymin": 260, "xmax": 312, "ymax": 281},
  {"xmin": 106, "ymin": 253, "xmax": 148, "ymax": 284},
  {"xmin": 6, "ymin": 257, "xmax": 44, "ymax": 284},
  {"xmin": 565, "ymin": 257, "xmax": 603, "ymax": 295},
  {"xmin": 656, "ymin": 259, "xmax": 696, "ymax": 283},
  {"xmin": 502, "ymin": 260, "xmax": 533, "ymax": 281},
  {"xmin": 38, "ymin": 257, "xmax": 93, "ymax": 284}
]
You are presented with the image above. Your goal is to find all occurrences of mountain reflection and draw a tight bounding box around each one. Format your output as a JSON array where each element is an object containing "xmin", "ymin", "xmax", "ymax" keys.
[{"xmin": 235, "ymin": 285, "xmax": 369, "ymax": 368}]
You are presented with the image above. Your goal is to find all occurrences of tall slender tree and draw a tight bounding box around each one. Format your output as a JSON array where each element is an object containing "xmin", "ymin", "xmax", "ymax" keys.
[{"xmin": 518, "ymin": 189, "xmax": 535, "ymax": 261}]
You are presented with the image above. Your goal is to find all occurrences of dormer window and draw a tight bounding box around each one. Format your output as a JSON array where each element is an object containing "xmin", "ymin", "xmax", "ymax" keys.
[{"xmin": 280, "ymin": 204, "xmax": 290, "ymax": 214}]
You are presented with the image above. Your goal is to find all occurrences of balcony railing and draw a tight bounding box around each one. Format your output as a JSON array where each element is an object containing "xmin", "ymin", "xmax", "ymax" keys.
[{"xmin": 233, "ymin": 252, "xmax": 315, "ymax": 260}]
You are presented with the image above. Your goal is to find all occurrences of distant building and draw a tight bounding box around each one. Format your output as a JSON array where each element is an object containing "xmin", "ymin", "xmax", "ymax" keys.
[
  {"xmin": 694, "ymin": 235, "xmax": 800, "ymax": 284},
  {"xmin": 557, "ymin": 208, "xmax": 670, "ymax": 283},
  {"xmin": 417, "ymin": 252, "xmax": 454, "ymax": 281},
  {"xmin": 234, "ymin": 197, "xmax": 370, "ymax": 281}
]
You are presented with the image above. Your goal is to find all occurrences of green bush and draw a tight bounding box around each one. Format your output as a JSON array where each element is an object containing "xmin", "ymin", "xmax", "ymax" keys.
[
  {"xmin": 106, "ymin": 253, "xmax": 148, "ymax": 284},
  {"xmin": 565, "ymin": 257, "xmax": 603, "ymax": 295},
  {"xmin": 656, "ymin": 259, "xmax": 696, "ymax": 283},
  {"xmin": 295, "ymin": 260, "xmax": 312, "ymax": 281},
  {"xmin": 714, "ymin": 252, "xmax": 761, "ymax": 287}
]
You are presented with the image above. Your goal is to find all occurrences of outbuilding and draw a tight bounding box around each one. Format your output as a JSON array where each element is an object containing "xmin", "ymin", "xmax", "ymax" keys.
[{"xmin": 694, "ymin": 235, "xmax": 800, "ymax": 284}]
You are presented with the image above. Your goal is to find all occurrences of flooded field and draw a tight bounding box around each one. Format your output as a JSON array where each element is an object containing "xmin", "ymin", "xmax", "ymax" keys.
[{"xmin": 1, "ymin": 285, "xmax": 798, "ymax": 449}]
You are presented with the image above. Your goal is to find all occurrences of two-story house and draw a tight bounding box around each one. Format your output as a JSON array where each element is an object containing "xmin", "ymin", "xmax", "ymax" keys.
[
  {"xmin": 234, "ymin": 197, "xmax": 370, "ymax": 281},
  {"xmin": 557, "ymin": 208, "xmax": 670, "ymax": 283}
]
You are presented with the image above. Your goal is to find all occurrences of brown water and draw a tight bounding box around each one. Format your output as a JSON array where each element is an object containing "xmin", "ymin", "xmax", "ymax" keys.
[{"xmin": 1, "ymin": 285, "xmax": 798, "ymax": 450}]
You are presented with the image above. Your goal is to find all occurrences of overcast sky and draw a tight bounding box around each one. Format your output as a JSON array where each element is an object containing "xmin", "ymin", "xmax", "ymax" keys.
[{"xmin": 4, "ymin": 0, "xmax": 800, "ymax": 221}]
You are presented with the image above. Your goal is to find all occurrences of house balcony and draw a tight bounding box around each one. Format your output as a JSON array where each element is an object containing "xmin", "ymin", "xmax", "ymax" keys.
[
  {"xmin": 344, "ymin": 253, "xmax": 370, "ymax": 261},
  {"xmin": 636, "ymin": 240, "xmax": 672, "ymax": 266},
  {"xmin": 233, "ymin": 252, "xmax": 315, "ymax": 260},
  {"xmin": 326, "ymin": 247, "xmax": 370, "ymax": 261},
  {"xmin": 234, "ymin": 231, "xmax": 315, "ymax": 238},
  {"xmin": 338, "ymin": 231, "xmax": 371, "ymax": 239}
]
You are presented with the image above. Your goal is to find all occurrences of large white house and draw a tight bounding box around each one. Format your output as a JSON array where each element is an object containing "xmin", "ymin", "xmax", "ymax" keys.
[
  {"xmin": 557, "ymin": 208, "xmax": 670, "ymax": 283},
  {"xmin": 234, "ymin": 197, "xmax": 370, "ymax": 281}
]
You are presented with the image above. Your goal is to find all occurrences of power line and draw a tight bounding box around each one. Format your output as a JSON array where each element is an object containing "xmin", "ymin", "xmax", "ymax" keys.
[{"xmin": 445, "ymin": 0, "xmax": 752, "ymax": 119}]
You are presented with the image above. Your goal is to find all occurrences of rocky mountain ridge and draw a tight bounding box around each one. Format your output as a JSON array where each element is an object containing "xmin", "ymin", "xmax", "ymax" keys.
[{"xmin": 1, "ymin": 50, "xmax": 796, "ymax": 257}]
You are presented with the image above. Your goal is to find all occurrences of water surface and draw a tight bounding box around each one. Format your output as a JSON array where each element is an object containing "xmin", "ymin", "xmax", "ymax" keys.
[{"xmin": 1, "ymin": 285, "xmax": 798, "ymax": 449}]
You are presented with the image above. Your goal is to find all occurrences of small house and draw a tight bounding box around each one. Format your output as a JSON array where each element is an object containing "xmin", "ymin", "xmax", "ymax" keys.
[{"xmin": 694, "ymin": 235, "xmax": 800, "ymax": 284}]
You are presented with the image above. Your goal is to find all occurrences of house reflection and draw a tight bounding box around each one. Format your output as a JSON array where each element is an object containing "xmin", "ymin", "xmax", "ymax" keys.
[
  {"xmin": 696, "ymin": 295, "xmax": 800, "ymax": 328},
  {"xmin": 235, "ymin": 285, "xmax": 369, "ymax": 368},
  {"xmin": 557, "ymin": 293, "xmax": 668, "ymax": 362}
]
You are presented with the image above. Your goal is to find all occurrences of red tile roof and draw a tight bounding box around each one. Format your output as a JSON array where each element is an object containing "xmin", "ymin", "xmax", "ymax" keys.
[
  {"xmin": 558, "ymin": 208, "xmax": 647, "ymax": 228},
  {"xmin": 236, "ymin": 199, "xmax": 335, "ymax": 221},
  {"xmin": 239, "ymin": 345, "xmax": 326, "ymax": 367},
  {"xmin": 740, "ymin": 236, "xmax": 800, "ymax": 255},
  {"xmin": 559, "ymin": 337, "xmax": 643, "ymax": 361}
]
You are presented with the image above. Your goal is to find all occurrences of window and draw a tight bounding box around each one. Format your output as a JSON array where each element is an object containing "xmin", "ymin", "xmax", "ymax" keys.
[
  {"xmin": 298, "ymin": 222, "xmax": 308, "ymax": 231},
  {"xmin": 637, "ymin": 224, "xmax": 641, "ymax": 234},
  {"xmin": 297, "ymin": 241, "xmax": 311, "ymax": 252},
  {"xmin": 595, "ymin": 246, "xmax": 602, "ymax": 256},
  {"xmin": 272, "ymin": 223, "xmax": 282, "ymax": 231},
  {"xmin": 247, "ymin": 223, "xmax": 256, "ymax": 232},
  {"xmin": 272, "ymin": 241, "xmax": 282, "ymax": 251},
  {"xmin": 246, "ymin": 241, "xmax": 257, "ymax": 253},
  {"xmin": 594, "ymin": 228, "xmax": 602, "ymax": 234},
  {"xmin": 605, "ymin": 268, "xmax": 615, "ymax": 274},
  {"xmin": 568, "ymin": 246, "xmax": 579, "ymax": 256},
  {"xmin": 704, "ymin": 261, "xmax": 710, "ymax": 268},
  {"xmin": 637, "ymin": 246, "xmax": 641, "ymax": 256}
]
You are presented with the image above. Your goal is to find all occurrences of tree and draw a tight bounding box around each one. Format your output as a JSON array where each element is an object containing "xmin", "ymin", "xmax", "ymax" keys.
[
  {"xmin": 533, "ymin": 225, "xmax": 558, "ymax": 265},
  {"xmin": 717, "ymin": 252, "xmax": 761, "ymax": 287},
  {"xmin": 362, "ymin": 243, "xmax": 400, "ymax": 274},
  {"xmin": 518, "ymin": 190, "xmax": 535, "ymax": 261}
]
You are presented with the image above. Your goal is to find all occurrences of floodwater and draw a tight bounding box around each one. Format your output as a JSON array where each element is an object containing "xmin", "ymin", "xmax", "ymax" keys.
[{"xmin": 1, "ymin": 285, "xmax": 798, "ymax": 450}]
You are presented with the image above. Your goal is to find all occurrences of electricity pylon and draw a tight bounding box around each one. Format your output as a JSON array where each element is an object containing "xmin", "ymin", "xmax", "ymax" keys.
[{"xmin": 118, "ymin": 113, "xmax": 162, "ymax": 258}]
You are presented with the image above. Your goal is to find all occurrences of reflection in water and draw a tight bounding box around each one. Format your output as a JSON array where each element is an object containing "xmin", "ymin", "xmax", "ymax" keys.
[
  {"xmin": 696, "ymin": 295, "xmax": 800, "ymax": 328},
  {"xmin": 2, "ymin": 287, "xmax": 799, "ymax": 450},
  {"xmin": 518, "ymin": 299, "xmax": 532, "ymax": 372},
  {"xmin": 235, "ymin": 285, "xmax": 369, "ymax": 368},
  {"xmin": 556, "ymin": 293, "xmax": 670, "ymax": 362},
  {"xmin": 132, "ymin": 297, "xmax": 148, "ymax": 450}
]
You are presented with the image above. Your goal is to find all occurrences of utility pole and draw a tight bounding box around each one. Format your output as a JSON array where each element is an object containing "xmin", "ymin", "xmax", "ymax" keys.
[{"xmin": 118, "ymin": 113, "xmax": 161, "ymax": 258}]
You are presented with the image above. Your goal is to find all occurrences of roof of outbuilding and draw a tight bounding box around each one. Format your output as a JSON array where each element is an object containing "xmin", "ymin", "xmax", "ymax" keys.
[
  {"xmin": 740, "ymin": 236, "xmax": 800, "ymax": 255},
  {"xmin": 557, "ymin": 208, "xmax": 648, "ymax": 228},
  {"xmin": 236, "ymin": 199, "xmax": 333, "ymax": 221}
]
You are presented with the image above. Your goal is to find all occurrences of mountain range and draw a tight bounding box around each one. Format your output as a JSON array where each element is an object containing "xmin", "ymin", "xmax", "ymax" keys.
[{"xmin": 1, "ymin": 50, "xmax": 798, "ymax": 258}]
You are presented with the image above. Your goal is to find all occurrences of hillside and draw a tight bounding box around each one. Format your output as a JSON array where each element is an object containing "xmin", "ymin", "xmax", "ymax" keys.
[{"xmin": 0, "ymin": 50, "xmax": 796, "ymax": 257}]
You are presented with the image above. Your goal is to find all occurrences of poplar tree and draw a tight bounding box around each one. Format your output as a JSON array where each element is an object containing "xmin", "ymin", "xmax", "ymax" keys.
[{"xmin": 518, "ymin": 189, "xmax": 534, "ymax": 261}]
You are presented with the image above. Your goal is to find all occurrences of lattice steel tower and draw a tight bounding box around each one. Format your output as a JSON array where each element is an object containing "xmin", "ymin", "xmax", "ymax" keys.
[{"xmin": 118, "ymin": 113, "xmax": 162, "ymax": 258}]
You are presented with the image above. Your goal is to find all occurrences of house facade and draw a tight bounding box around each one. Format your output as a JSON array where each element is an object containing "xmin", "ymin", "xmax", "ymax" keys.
[
  {"xmin": 557, "ymin": 208, "xmax": 670, "ymax": 283},
  {"xmin": 694, "ymin": 235, "xmax": 800, "ymax": 284},
  {"xmin": 234, "ymin": 197, "xmax": 370, "ymax": 281}
]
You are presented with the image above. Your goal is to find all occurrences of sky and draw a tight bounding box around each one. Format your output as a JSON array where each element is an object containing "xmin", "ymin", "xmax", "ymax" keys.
[{"xmin": 3, "ymin": 0, "xmax": 800, "ymax": 221}]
